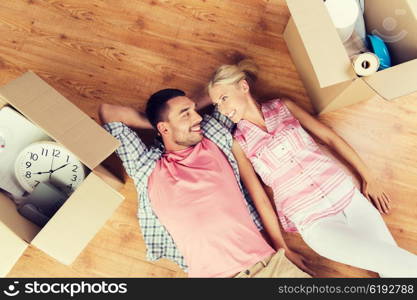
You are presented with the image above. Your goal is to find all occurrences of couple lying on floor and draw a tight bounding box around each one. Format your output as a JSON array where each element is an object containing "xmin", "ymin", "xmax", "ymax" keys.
[{"xmin": 98, "ymin": 59, "xmax": 417, "ymax": 278}]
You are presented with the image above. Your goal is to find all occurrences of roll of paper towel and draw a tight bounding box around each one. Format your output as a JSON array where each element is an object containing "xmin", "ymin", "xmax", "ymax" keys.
[
  {"xmin": 325, "ymin": 0, "xmax": 360, "ymax": 43},
  {"xmin": 351, "ymin": 52, "xmax": 380, "ymax": 76}
]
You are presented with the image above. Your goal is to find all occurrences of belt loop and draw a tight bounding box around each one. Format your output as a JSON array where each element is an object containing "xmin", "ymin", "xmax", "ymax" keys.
[{"xmin": 260, "ymin": 255, "xmax": 271, "ymax": 267}]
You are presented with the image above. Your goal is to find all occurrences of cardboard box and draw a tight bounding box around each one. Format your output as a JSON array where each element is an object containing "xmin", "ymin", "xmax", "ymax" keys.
[
  {"xmin": 283, "ymin": 0, "xmax": 417, "ymax": 114},
  {"xmin": 0, "ymin": 71, "xmax": 125, "ymax": 277}
]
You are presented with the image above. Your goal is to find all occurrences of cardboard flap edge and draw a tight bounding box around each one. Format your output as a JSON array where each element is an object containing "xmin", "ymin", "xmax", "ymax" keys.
[
  {"xmin": 31, "ymin": 173, "xmax": 124, "ymax": 265},
  {"xmin": 285, "ymin": 0, "xmax": 357, "ymax": 87},
  {"xmin": 0, "ymin": 71, "xmax": 122, "ymax": 170}
]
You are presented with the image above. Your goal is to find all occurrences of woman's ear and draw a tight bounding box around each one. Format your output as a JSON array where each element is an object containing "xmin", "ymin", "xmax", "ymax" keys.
[{"xmin": 239, "ymin": 79, "xmax": 250, "ymax": 93}]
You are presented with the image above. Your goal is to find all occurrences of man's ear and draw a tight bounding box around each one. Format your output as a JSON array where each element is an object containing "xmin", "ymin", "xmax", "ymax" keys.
[
  {"xmin": 157, "ymin": 121, "xmax": 169, "ymax": 136},
  {"xmin": 239, "ymin": 79, "xmax": 250, "ymax": 93}
]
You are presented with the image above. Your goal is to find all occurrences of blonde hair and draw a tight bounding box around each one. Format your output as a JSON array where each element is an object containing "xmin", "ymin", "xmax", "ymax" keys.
[{"xmin": 207, "ymin": 59, "xmax": 259, "ymax": 92}]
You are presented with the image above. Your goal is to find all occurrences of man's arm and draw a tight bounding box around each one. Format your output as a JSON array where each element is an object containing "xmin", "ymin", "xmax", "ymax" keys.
[
  {"xmin": 99, "ymin": 103, "xmax": 153, "ymax": 129},
  {"xmin": 99, "ymin": 103, "xmax": 153, "ymax": 178}
]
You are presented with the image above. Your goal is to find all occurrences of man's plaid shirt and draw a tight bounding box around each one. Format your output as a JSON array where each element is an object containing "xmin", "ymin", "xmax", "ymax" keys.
[{"xmin": 102, "ymin": 109, "xmax": 263, "ymax": 272}]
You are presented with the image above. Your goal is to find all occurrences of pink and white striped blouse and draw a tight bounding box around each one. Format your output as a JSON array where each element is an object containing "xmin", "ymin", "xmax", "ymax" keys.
[{"xmin": 234, "ymin": 99, "xmax": 356, "ymax": 232}]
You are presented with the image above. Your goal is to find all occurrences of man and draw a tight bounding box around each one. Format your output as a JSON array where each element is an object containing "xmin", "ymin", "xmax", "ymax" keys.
[{"xmin": 99, "ymin": 89, "xmax": 311, "ymax": 277}]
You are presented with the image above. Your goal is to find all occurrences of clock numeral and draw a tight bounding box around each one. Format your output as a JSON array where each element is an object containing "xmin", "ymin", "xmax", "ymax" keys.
[
  {"xmin": 66, "ymin": 155, "xmax": 70, "ymax": 163},
  {"xmin": 34, "ymin": 180, "xmax": 40, "ymax": 188},
  {"xmin": 72, "ymin": 165, "xmax": 78, "ymax": 172},
  {"xmin": 53, "ymin": 149, "xmax": 60, "ymax": 158},
  {"xmin": 71, "ymin": 174, "xmax": 77, "ymax": 182},
  {"xmin": 41, "ymin": 148, "xmax": 48, "ymax": 157},
  {"xmin": 26, "ymin": 161, "xmax": 32, "ymax": 168},
  {"xmin": 25, "ymin": 171, "xmax": 31, "ymax": 178},
  {"xmin": 30, "ymin": 152, "xmax": 38, "ymax": 161},
  {"xmin": 66, "ymin": 183, "xmax": 73, "ymax": 190}
]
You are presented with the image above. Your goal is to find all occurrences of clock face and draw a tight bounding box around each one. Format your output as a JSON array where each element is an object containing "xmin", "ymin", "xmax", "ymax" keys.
[{"xmin": 14, "ymin": 141, "xmax": 87, "ymax": 195}]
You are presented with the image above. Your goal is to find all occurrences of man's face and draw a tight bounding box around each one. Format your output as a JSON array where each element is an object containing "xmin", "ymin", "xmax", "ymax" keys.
[{"xmin": 159, "ymin": 96, "xmax": 203, "ymax": 148}]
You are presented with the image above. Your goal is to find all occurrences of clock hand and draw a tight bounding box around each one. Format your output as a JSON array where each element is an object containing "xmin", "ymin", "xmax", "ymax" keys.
[
  {"xmin": 51, "ymin": 163, "xmax": 69, "ymax": 173},
  {"xmin": 35, "ymin": 164, "xmax": 64, "ymax": 176},
  {"xmin": 35, "ymin": 170, "xmax": 53, "ymax": 175},
  {"xmin": 49, "ymin": 153, "xmax": 55, "ymax": 179}
]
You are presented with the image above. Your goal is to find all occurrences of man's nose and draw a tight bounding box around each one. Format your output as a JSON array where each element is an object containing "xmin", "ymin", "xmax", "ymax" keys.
[{"xmin": 192, "ymin": 111, "xmax": 203, "ymax": 124}]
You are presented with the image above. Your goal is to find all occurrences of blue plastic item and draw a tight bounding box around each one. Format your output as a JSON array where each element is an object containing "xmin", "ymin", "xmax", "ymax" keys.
[{"xmin": 367, "ymin": 34, "xmax": 392, "ymax": 70}]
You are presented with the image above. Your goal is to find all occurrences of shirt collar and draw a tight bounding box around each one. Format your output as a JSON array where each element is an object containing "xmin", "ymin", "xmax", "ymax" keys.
[{"xmin": 236, "ymin": 102, "xmax": 270, "ymax": 134}]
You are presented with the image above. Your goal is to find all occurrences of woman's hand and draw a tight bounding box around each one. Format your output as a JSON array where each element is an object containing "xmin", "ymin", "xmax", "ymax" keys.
[
  {"xmin": 284, "ymin": 249, "xmax": 316, "ymax": 276},
  {"xmin": 361, "ymin": 176, "xmax": 391, "ymax": 214}
]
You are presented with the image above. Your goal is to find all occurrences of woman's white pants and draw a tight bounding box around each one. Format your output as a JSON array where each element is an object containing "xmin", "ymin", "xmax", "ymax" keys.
[{"xmin": 299, "ymin": 189, "xmax": 417, "ymax": 277}]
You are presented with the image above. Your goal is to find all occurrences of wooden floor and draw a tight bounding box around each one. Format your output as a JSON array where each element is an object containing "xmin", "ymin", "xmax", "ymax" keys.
[{"xmin": 2, "ymin": 0, "xmax": 416, "ymax": 278}]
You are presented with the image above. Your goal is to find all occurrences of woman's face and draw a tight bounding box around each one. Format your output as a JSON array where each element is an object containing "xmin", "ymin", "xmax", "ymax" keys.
[{"xmin": 209, "ymin": 80, "xmax": 249, "ymax": 123}]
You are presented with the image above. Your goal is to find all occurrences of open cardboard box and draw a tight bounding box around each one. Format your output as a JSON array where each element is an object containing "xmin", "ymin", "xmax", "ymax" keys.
[
  {"xmin": 283, "ymin": 0, "xmax": 417, "ymax": 114},
  {"xmin": 0, "ymin": 71, "xmax": 125, "ymax": 277}
]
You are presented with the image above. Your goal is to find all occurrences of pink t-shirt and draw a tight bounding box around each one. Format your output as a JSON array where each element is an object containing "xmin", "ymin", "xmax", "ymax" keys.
[{"xmin": 148, "ymin": 137, "xmax": 274, "ymax": 277}]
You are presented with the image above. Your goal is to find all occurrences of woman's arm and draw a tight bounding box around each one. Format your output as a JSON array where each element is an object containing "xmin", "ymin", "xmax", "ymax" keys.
[
  {"xmin": 282, "ymin": 98, "xmax": 391, "ymax": 215},
  {"xmin": 99, "ymin": 103, "xmax": 153, "ymax": 129},
  {"xmin": 232, "ymin": 139, "xmax": 314, "ymax": 275}
]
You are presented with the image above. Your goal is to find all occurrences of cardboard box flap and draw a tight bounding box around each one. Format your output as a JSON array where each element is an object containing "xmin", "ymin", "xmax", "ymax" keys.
[
  {"xmin": 0, "ymin": 95, "xmax": 7, "ymax": 109},
  {"xmin": 364, "ymin": 60, "xmax": 417, "ymax": 100},
  {"xmin": 0, "ymin": 72, "xmax": 121, "ymax": 170},
  {"xmin": 409, "ymin": 0, "xmax": 417, "ymax": 17},
  {"xmin": 0, "ymin": 222, "xmax": 28, "ymax": 277},
  {"xmin": 31, "ymin": 172, "xmax": 124, "ymax": 265},
  {"xmin": 0, "ymin": 189, "xmax": 38, "ymax": 278},
  {"xmin": 320, "ymin": 79, "xmax": 376, "ymax": 114},
  {"xmin": 365, "ymin": 0, "xmax": 417, "ymax": 64},
  {"xmin": 285, "ymin": 0, "xmax": 356, "ymax": 88},
  {"xmin": 0, "ymin": 193, "xmax": 41, "ymax": 243}
]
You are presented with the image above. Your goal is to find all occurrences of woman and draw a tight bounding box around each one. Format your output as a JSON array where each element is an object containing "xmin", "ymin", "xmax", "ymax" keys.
[{"xmin": 206, "ymin": 59, "xmax": 417, "ymax": 277}]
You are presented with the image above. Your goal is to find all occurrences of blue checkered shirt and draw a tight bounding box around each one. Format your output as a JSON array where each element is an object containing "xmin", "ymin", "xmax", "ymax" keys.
[{"xmin": 102, "ymin": 109, "xmax": 263, "ymax": 272}]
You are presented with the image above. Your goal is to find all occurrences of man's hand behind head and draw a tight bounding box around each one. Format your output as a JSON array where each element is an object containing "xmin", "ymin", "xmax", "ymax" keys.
[{"xmin": 98, "ymin": 103, "xmax": 152, "ymax": 129}]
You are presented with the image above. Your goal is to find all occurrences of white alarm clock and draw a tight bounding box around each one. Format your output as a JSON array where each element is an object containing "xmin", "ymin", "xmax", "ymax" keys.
[{"xmin": 14, "ymin": 141, "xmax": 87, "ymax": 195}]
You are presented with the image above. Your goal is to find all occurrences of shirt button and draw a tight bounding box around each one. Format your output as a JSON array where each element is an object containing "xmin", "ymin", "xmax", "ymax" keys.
[
  {"xmin": 321, "ymin": 196, "xmax": 325, "ymax": 199},
  {"xmin": 244, "ymin": 270, "xmax": 250, "ymax": 275},
  {"xmin": 290, "ymin": 160, "xmax": 294, "ymax": 163}
]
